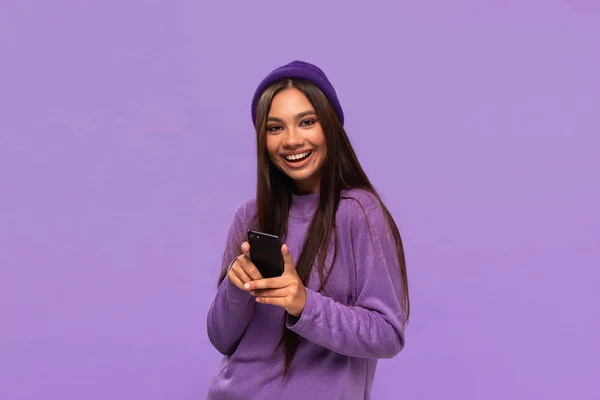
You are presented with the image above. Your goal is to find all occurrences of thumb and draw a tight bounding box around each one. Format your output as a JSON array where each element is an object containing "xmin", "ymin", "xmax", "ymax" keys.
[
  {"xmin": 241, "ymin": 242, "xmax": 251, "ymax": 259},
  {"xmin": 281, "ymin": 244, "xmax": 296, "ymax": 275}
]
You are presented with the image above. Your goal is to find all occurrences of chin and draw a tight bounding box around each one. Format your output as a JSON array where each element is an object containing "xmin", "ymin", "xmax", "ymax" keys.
[
  {"xmin": 272, "ymin": 156, "xmax": 324, "ymax": 190},
  {"xmin": 289, "ymin": 173, "xmax": 315, "ymax": 183}
]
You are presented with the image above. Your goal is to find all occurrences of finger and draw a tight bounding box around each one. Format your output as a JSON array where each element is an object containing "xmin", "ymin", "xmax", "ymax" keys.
[
  {"xmin": 245, "ymin": 276, "xmax": 287, "ymax": 291},
  {"xmin": 231, "ymin": 258, "xmax": 253, "ymax": 283},
  {"xmin": 251, "ymin": 288, "xmax": 290, "ymax": 298},
  {"xmin": 227, "ymin": 268, "xmax": 247, "ymax": 291},
  {"xmin": 238, "ymin": 242, "xmax": 264, "ymax": 281},
  {"xmin": 254, "ymin": 296, "xmax": 281, "ymax": 306},
  {"xmin": 238, "ymin": 259, "xmax": 263, "ymax": 281},
  {"xmin": 281, "ymin": 244, "xmax": 296, "ymax": 275},
  {"xmin": 240, "ymin": 242, "xmax": 251, "ymax": 259}
]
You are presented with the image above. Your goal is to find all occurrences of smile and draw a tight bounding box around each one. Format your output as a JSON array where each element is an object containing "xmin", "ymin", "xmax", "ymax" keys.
[{"xmin": 283, "ymin": 151, "xmax": 312, "ymax": 163}]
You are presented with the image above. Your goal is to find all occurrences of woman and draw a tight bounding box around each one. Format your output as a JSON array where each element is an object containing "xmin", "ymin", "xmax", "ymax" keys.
[{"xmin": 206, "ymin": 60, "xmax": 409, "ymax": 400}]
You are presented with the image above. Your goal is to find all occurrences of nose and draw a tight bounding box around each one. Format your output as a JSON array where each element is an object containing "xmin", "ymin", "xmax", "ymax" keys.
[{"xmin": 282, "ymin": 126, "xmax": 303, "ymax": 148}]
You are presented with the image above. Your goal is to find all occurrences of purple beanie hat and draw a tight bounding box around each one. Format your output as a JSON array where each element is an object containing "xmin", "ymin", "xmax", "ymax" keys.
[{"xmin": 250, "ymin": 60, "xmax": 344, "ymax": 126}]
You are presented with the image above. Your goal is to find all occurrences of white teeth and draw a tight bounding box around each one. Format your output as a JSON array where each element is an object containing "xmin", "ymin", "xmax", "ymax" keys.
[{"xmin": 284, "ymin": 151, "xmax": 310, "ymax": 161}]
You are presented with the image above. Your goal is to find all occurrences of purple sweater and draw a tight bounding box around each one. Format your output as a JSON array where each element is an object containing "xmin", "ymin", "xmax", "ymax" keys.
[{"xmin": 206, "ymin": 189, "xmax": 406, "ymax": 400}]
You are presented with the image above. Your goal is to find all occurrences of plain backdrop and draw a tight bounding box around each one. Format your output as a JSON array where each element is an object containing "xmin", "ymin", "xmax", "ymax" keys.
[{"xmin": 1, "ymin": 1, "xmax": 599, "ymax": 399}]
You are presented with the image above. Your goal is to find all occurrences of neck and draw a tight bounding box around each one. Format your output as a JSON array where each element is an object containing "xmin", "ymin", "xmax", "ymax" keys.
[
  {"xmin": 294, "ymin": 178, "xmax": 320, "ymax": 194},
  {"xmin": 289, "ymin": 191, "xmax": 320, "ymax": 219}
]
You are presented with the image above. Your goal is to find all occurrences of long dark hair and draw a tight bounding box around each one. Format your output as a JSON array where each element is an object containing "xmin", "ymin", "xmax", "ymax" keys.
[{"xmin": 220, "ymin": 78, "xmax": 409, "ymax": 377}]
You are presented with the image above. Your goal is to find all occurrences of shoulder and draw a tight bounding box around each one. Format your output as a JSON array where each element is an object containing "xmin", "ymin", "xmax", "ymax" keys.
[
  {"xmin": 232, "ymin": 197, "xmax": 258, "ymax": 227},
  {"xmin": 337, "ymin": 188, "xmax": 388, "ymax": 231},
  {"xmin": 339, "ymin": 188, "xmax": 382, "ymax": 216}
]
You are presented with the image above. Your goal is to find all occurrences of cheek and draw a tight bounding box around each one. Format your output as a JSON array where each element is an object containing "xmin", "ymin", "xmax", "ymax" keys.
[
  {"xmin": 313, "ymin": 130, "xmax": 327, "ymax": 153},
  {"xmin": 265, "ymin": 136, "xmax": 279, "ymax": 159}
]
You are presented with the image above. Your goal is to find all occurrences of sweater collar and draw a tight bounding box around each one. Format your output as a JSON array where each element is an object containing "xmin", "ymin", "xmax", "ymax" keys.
[{"xmin": 289, "ymin": 191, "xmax": 319, "ymax": 219}]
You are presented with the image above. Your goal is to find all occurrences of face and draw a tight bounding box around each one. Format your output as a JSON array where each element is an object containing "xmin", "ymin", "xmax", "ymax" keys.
[{"xmin": 265, "ymin": 88, "xmax": 327, "ymax": 193}]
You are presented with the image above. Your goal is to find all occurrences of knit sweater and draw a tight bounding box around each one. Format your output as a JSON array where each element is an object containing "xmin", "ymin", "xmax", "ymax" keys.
[{"xmin": 206, "ymin": 189, "xmax": 406, "ymax": 400}]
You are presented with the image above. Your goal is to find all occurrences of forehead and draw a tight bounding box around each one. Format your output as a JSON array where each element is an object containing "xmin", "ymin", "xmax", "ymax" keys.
[{"xmin": 268, "ymin": 88, "xmax": 314, "ymax": 117}]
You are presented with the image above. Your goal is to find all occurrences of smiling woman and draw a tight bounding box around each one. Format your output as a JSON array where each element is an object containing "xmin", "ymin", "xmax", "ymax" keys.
[
  {"xmin": 265, "ymin": 87, "xmax": 327, "ymax": 194},
  {"xmin": 206, "ymin": 60, "xmax": 410, "ymax": 400}
]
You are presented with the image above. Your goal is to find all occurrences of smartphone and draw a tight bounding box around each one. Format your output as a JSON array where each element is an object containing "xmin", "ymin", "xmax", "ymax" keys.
[{"xmin": 247, "ymin": 230, "xmax": 284, "ymax": 278}]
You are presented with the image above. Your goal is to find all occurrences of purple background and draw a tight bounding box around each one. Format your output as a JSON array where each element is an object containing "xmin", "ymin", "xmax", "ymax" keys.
[{"xmin": 1, "ymin": 1, "xmax": 599, "ymax": 399}]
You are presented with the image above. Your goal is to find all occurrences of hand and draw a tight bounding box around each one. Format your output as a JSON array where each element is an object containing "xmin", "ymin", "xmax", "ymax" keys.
[
  {"xmin": 227, "ymin": 242, "xmax": 264, "ymax": 291},
  {"xmin": 244, "ymin": 244, "xmax": 307, "ymax": 318}
]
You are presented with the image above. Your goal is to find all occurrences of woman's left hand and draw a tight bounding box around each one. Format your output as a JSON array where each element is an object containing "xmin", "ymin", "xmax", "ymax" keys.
[{"xmin": 243, "ymin": 244, "xmax": 307, "ymax": 318}]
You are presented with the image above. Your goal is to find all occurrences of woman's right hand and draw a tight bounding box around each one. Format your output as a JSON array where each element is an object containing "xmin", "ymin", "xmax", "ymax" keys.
[{"xmin": 227, "ymin": 242, "xmax": 264, "ymax": 291}]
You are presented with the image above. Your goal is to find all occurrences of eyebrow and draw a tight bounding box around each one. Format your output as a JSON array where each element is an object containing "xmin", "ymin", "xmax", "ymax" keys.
[{"xmin": 267, "ymin": 110, "xmax": 316, "ymax": 123}]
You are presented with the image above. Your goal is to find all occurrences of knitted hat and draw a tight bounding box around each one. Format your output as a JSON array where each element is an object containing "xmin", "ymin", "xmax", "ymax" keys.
[{"xmin": 250, "ymin": 60, "xmax": 344, "ymax": 126}]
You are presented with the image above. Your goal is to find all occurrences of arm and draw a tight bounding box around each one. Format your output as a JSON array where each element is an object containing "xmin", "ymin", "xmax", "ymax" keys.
[
  {"xmin": 206, "ymin": 205, "xmax": 256, "ymax": 355},
  {"xmin": 286, "ymin": 206, "xmax": 406, "ymax": 359}
]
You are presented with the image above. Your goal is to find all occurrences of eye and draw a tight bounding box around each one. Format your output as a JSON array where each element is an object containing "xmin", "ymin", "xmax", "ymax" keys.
[
  {"xmin": 300, "ymin": 118, "xmax": 316, "ymax": 127},
  {"xmin": 267, "ymin": 125, "xmax": 283, "ymax": 133}
]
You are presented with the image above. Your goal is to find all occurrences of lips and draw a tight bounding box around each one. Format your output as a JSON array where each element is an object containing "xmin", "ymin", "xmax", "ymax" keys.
[{"xmin": 283, "ymin": 151, "xmax": 312, "ymax": 163}]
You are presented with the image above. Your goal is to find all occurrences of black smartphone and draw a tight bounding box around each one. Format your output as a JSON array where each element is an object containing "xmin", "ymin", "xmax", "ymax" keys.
[{"xmin": 247, "ymin": 230, "xmax": 284, "ymax": 278}]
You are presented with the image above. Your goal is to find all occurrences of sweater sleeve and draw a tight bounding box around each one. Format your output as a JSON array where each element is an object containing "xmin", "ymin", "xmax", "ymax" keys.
[
  {"xmin": 286, "ymin": 205, "xmax": 406, "ymax": 359},
  {"xmin": 206, "ymin": 204, "xmax": 256, "ymax": 355}
]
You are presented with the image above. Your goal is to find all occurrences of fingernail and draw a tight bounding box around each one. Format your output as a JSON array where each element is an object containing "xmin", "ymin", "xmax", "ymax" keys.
[
  {"xmin": 250, "ymin": 291, "xmax": 255, "ymax": 296},
  {"xmin": 244, "ymin": 283, "xmax": 250, "ymax": 290}
]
